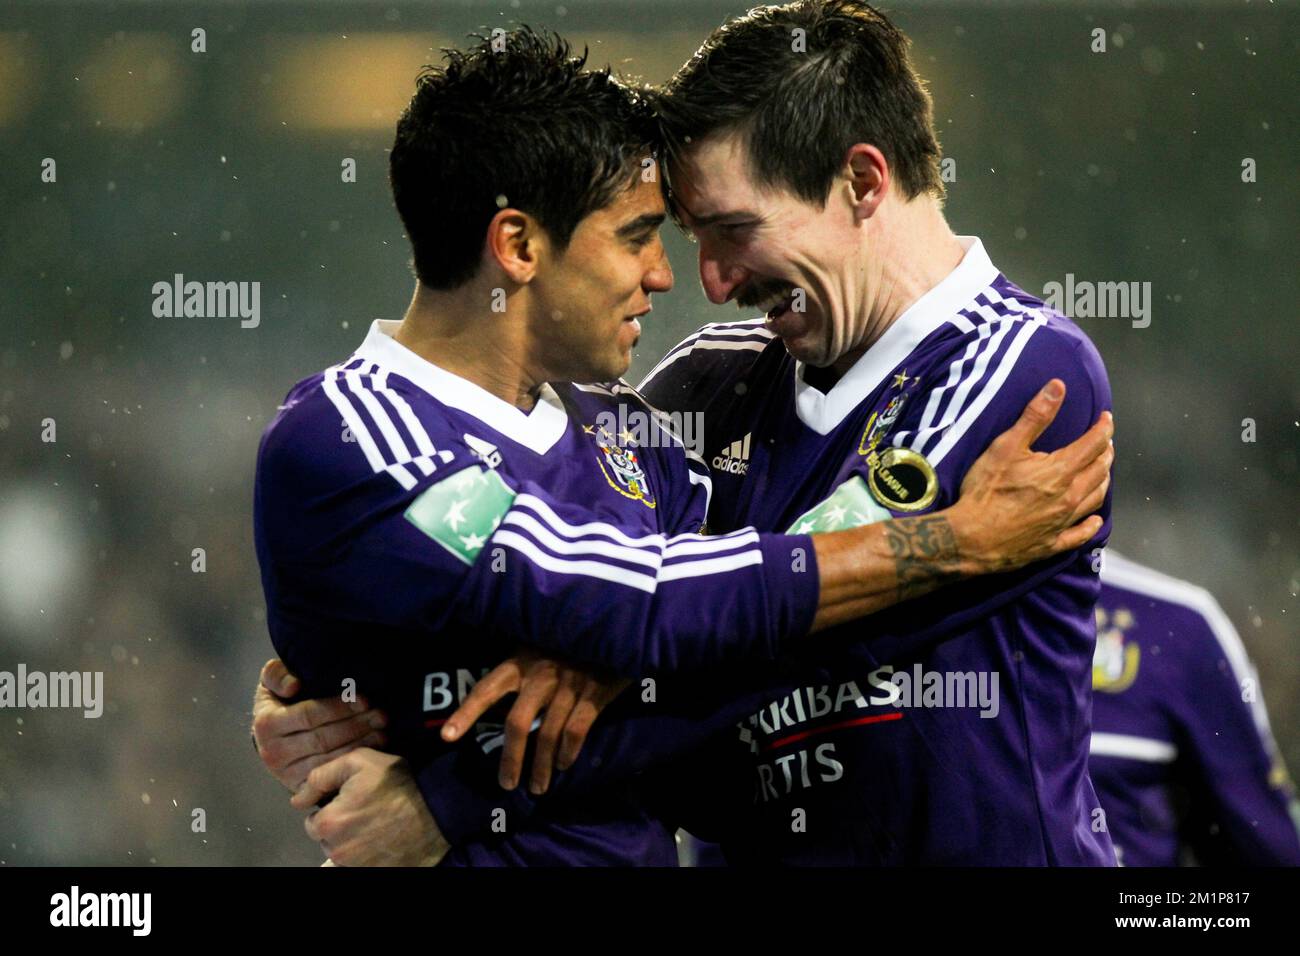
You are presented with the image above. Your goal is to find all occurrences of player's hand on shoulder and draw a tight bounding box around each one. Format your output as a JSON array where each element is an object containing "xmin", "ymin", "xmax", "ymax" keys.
[
  {"xmin": 952, "ymin": 379, "xmax": 1113, "ymax": 572},
  {"xmin": 442, "ymin": 647, "xmax": 631, "ymax": 795},
  {"xmin": 294, "ymin": 747, "xmax": 449, "ymax": 867},
  {"xmin": 251, "ymin": 658, "xmax": 388, "ymax": 791}
]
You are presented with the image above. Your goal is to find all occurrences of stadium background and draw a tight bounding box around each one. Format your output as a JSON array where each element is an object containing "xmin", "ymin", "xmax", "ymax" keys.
[{"xmin": 0, "ymin": 0, "xmax": 1294, "ymax": 865}]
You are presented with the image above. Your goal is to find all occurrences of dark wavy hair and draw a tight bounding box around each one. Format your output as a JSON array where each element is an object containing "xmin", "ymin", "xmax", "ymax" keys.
[
  {"xmin": 655, "ymin": 0, "xmax": 943, "ymax": 212},
  {"xmin": 390, "ymin": 27, "xmax": 659, "ymax": 290}
]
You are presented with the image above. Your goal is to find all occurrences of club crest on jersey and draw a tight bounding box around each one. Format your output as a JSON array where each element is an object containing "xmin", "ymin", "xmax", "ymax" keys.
[
  {"xmin": 858, "ymin": 394, "xmax": 908, "ymax": 456},
  {"xmin": 588, "ymin": 425, "xmax": 656, "ymax": 509},
  {"xmin": 1093, "ymin": 605, "xmax": 1140, "ymax": 693}
]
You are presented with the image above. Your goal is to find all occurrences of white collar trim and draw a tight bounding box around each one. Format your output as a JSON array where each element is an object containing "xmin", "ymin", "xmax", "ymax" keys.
[
  {"xmin": 793, "ymin": 236, "xmax": 999, "ymax": 435},
  {"xmin": 354, "ymin": 319, "xmax": 568, "ymax": 455}
]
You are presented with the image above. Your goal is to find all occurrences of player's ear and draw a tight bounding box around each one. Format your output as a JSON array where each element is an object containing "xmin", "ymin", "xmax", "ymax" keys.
[
  {"xmin": 843, "ymin": 143, "xmax": 889, "ymax": 221},
  {"xmin": 485, "ymin": 208, "xmax": 544, "ymax": 285}
]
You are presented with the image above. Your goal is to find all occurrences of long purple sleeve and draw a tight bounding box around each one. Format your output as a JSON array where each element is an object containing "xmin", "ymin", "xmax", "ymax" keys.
[{"xmin": 454, "ymin": 478, "xmax": 819, "ymax": 676}]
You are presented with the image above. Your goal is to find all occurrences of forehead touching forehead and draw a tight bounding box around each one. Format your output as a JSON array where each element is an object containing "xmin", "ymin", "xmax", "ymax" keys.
[
  {"xmin": 580, "ymin": 161, "xmax": 667, "ymax": 233},
  {"xmin": 668, "ymin": 132, "xmax": 779, "ymax": 225}
]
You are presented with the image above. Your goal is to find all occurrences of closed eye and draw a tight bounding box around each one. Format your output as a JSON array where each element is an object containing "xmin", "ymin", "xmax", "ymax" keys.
[{"xmin": 718, "ymin": 222, "xmax": 757, "ymax": 240}]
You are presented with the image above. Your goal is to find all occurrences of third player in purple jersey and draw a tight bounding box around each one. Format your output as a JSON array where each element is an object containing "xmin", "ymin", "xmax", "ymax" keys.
[{"xmin": 1089, "ymin": 552, "xmax": 1300, "ymax": 866}]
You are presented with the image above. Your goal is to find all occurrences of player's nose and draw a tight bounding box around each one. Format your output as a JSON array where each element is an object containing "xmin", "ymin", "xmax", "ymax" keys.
[
  {"xmin": 643, "ymin": 244, "xmax": 673, "ymax": 294},
  {"xmin": 698, "ymin": 246, "xmax": 748, "ymax": 305}
]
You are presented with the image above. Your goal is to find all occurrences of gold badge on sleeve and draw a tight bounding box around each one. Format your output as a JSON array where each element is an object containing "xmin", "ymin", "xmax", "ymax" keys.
[{"xmin": 866, "ymin": 447, "xmax": 939, "ymax": 512}]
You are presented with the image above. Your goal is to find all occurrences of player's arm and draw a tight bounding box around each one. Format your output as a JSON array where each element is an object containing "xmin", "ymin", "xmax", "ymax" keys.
[
  {"xmin": 250, "ymin": 660, "xmax": 390, "ymax": 791},
  {"xmin": 294, "ymin": 748, "xmax": 449, "ymax": 867},
  {"xmin": 454, "ymin": 379, "xmax": 1110, "ymax": 677},
  {"xmin": 250, "ymin": 649, "xmax": 623, "ymax": 795},
  {"xmin": 441, "ymin": 377, "xmax": 1109, "ymax": 729}
]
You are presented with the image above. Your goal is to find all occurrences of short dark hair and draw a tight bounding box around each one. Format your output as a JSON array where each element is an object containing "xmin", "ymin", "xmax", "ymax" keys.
[
  {"xmin": 655, "ymin": 0, "xmax": 943, "ymax": 212},
  {"xmin": 390, "ymin": 28, "xmax": 658, "ymax": 290}
]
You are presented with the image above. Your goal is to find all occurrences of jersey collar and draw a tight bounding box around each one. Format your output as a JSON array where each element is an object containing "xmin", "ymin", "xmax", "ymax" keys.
[
  {"xmin": 793, "ymin": 236, "xmax": 1000, "ymax": 435},
  {"xmin": 355, "ymin": 319, "xmax": 569, "ymax": 455}
]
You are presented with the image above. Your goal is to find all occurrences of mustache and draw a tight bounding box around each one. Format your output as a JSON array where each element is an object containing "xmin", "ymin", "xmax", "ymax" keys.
[{"xmin": 735, "ymin": 279, "xmax": 794, "ymax": 309}]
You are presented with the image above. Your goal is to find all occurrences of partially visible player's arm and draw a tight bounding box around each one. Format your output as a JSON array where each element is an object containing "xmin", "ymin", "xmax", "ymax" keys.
[
  {"xmin": 454, "ymin": 379, "xmax": 1110, "ymax": 677},
  {"xmin": 442, "ymin": 379, "xmax": 1109, "ymax": 730},
  {"xmin": 1174, "ymin": 600, "xmax": 1300, "ymax": 864},
  {"xmin": 809, "ymin": 390, "xmax": 1110, "ymax": 631},
  {"xmin": 294, "ymin": 748, "xmax": 449, "ymax": 867},
  {"xmin": 293, "ymin": 661, "xmax": 787, "ymax": 864},
  {"xmin": 251, "ymin": 660, "xmax": 388, "ymax": 792}
]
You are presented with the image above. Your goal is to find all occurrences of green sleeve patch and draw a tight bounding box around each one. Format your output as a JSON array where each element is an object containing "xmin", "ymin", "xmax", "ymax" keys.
[
  {"xmin": 404, "ymin": 466, "xmax": 517, "ymax": 565},
  {"xmin": 786, "ymin": 474, "xmax": 892, "ymax": 534}
]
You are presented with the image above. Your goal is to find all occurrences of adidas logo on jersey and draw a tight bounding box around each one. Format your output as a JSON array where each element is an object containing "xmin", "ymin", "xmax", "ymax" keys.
[
  {"xmin": 463, "ymin": 433, "xmax": 502, "ymax": 469},
  {"xmin": 712, "ymin": 433, "xmax": 752, "ymax": 476}
]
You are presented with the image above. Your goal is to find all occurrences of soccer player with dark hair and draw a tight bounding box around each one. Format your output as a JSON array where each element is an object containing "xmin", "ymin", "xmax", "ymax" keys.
[
  {"xmin": 631, "ymin": 0, "xmax": 1117, "ymax": 865},
  {"xmin": 252, "ymin": 16, "xmax": 1113, "ymax": 866}
]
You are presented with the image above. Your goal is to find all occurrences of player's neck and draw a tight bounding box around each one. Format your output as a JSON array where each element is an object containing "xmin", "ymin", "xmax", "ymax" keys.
[
  {"xmin": 829, "ymin": 202, "xmax": 964, "ymax": 379},
  {"xmin": 393, "ymin": 282, "xmax": 544, "ymax": 412}
]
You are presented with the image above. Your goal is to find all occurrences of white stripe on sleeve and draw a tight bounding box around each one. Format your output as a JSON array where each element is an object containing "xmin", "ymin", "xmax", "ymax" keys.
[
  {"xmin": 927, "ymin": 320, "xmax": 1043, "ymax": 468},
  {"xmin": 321, "ymin": 367, "xmax": 417, "ymax": 490},
  {"xmin": 1090, "ymin": 733, "xmax": 1178, "ymax": 763}
]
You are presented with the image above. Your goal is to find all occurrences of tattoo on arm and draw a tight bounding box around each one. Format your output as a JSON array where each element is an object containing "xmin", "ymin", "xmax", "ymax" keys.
[{"xmin": 884, "ymin": 516, "xmax": 963, "ymax": 602}]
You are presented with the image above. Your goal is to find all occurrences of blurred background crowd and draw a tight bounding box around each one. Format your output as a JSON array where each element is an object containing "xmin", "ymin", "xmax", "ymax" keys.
[{"xmin": 0, "ymin": 0, "xmax": 1294, "ymax": 865}]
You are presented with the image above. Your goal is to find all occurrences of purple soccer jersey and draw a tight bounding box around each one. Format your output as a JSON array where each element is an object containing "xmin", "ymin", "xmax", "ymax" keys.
[
  {"xmin": 638, "ymin": 237, "xmax": 1116, "ymax": 864},
  {"xmin": 253, "ymin": 320, "xmax": 818, "ymax": 866},
  {"xmin": 1090, "ymin": 552, "xmax": 1300, "ymax": 866}
]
